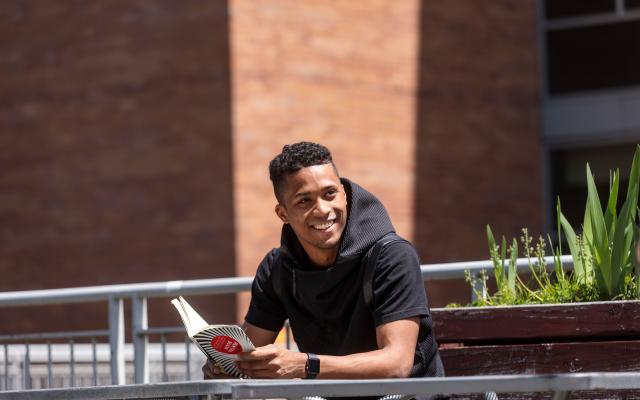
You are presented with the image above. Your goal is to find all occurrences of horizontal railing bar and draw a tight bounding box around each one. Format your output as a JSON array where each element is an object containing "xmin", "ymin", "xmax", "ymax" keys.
[
  {"xmin": 232, "ymin": 372, "xmax": 640, "ymax": 399},
  {"xmin": 0, "ymin": 379, "xmax": 236, "ymax": 400},
  {"xmin": 2, "ymin": 373, "xmax": 640, "ymax": 399},
  {"xmin": 0, "ymin": 330, "xmax": 109, "ymax": 342},
  {"xmin": 140, "ymin": 326, "xmax": 184, "ymax": 335},
  {"xmin": 0, "ymin": 256, "xmax": 575, "ymax": 307},
  {"xmin": 420, "ymin": 255, "xmax": 573, "ymax": 280},
  {"xmin": 0, "ymin": 277, "xmax": 254, "ymax": 307}
]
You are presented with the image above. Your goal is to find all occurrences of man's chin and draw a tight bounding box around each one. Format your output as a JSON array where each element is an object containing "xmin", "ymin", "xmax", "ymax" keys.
[{"xmin": 314, "ymin": 233, "xmax": 343, "ymax": 250}]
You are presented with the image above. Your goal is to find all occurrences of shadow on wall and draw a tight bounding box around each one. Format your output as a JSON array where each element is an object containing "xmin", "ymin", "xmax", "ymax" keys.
[
  {"xmin": 413, "ymin": 0, "xmax": 544, "ymax": 307},
  {"xmin": 0, "ymin": 1, "xmax": 236, "ymax": 333}
]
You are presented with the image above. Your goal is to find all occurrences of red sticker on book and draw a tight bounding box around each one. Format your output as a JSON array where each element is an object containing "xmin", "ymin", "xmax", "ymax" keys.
[{"xmin": 210, "ymin": 335, "xmax": 242, "ymax": 354}]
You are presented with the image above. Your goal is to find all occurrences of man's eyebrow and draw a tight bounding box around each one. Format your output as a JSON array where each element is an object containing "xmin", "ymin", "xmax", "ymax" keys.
[
  {"xmin": 294, "ymin": 191, "xmax": 310, "ymax": 198},
  {"xmin": 293, "ymin": 184, "xmax": 337, "ymax": 198}
]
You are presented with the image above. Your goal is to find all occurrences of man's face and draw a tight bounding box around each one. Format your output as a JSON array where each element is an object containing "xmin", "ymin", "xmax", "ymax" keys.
[{"xmin": 275, "ymin": 163, "xmax": 348, "ymax": 266}]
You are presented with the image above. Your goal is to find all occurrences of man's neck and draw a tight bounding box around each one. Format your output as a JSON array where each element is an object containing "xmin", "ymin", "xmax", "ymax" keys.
[{"xmin": 303, "ymin": 246, "xmax": 339, "ymax": 268}]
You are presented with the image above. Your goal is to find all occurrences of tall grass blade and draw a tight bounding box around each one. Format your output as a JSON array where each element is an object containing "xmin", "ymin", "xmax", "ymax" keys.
[
  {"xmin": 487, "ymin": 225, "xmax": 504, "ymax": 291},
  {"xmin": 508, "ymin": 238, "xmax": 517, "ymax": 296},
  {"xmin": 557, "ymin": 199, "xmax": 585, "ymax": 280},
  {"xmin": 604, "ymin": 169, "xmax": 619, "ymax": 240},
  {"xmin": 585, "ymin": 163, "xmax": 611, "ymax": 294}
]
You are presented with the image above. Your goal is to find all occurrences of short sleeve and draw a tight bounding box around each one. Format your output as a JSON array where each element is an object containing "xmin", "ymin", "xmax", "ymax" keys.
[
  {"xmin": 371, "ymin": 241, "xmax": 429, "ymax": 326},
  {"xmin": 244, "ymin": 249, "xmax": 288, "ymax": 332}
]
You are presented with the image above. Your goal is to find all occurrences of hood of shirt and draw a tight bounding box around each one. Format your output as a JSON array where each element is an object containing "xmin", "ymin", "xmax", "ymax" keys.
[
  {"xmin": 279, "ymin": 178, "xmax": 395, "ymax": 268},
  {"xmin": 276, "ymin": 178, "xmax": 396, "ymax": 321}
]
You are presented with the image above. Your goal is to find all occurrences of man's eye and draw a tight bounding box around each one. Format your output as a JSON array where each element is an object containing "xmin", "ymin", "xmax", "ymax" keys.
[{"xmin": 298, "ymin": 198, "xmax": 309, "ymax": 205}]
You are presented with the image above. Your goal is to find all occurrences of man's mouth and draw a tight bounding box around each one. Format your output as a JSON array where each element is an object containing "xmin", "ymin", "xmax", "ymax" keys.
[{"xmin": 311, "ymin": 219, "xmax": 336, "ymax": 231}]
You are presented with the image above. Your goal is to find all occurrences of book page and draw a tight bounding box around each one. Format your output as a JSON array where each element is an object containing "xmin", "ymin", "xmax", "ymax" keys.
[
  {"xmin": 171, "ymin": 296, "xmax": 256, "ymax": 378},
  {"xmin": 170, "ymin": 296, "xmax": 209, "ymax": 338}
]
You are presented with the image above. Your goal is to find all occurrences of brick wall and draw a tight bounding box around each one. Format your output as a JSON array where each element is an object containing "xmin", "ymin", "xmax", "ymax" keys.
[
  {"xmin": 0, "ymin": 1, "xmax": 236, "ymax": 332},
  {"xmin": 415, "ymin": 0, "xmax": 544, "ymax": 305},
  {"xmin": 230, "ymin": 0, "xmax": 543, "ymax": 310},
  {"xmin": 0, "ymin": 0, "xmax": 545, "ymax": 332},
  {"xmin": 230, "ymin": 0, "xmax": 422, "ymax": 317}
]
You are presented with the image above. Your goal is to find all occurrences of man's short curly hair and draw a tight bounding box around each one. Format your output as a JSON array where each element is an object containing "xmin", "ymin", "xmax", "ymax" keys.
[{"xmin": 269, "ymin": 142, "xmax": 338, "ymax": 202}]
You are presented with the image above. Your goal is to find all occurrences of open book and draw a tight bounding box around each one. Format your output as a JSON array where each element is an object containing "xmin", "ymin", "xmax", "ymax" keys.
[{"xmin": 171, "ymin": 296, "xmax": 255, "ymax": 378}]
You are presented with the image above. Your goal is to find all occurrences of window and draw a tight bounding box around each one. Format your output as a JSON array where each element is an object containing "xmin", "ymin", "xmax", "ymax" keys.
[
  {"xmin": 547, "ymin": 21, "xmax": 640, "ymax": 94},
  {"xmin": 545, "ymin": 0, "xmax": 616, "ymax": 19},
  {"xmin": 550, "ymin": 143, "xmax": 637, "ymax": 231}
]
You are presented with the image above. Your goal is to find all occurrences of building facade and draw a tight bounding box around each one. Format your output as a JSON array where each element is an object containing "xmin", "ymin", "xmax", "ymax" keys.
[{"xmin": 1, "ymin": 0, "xmax": 637, "ymax": 332}]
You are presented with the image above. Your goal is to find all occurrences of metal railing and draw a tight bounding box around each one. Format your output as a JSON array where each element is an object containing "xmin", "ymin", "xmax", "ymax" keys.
[
  {"xmin": 0, "ymin": 255, "xmax": 574, "ymax": 391},
  {"xmin": 0, "ymin": 372, "xmax": 639, "ymax": 400}
]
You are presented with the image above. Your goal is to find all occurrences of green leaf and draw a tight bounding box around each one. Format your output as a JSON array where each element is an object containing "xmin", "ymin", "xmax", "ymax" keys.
[
  {"xmin": 625, "ymin": 145, "xmax": 640, "ymax": 207},
  {"xmin": 548, "ymin": 233, "xmax": 564, "ymax": 281},
  {"xmin": 585, "ymin": 163, "xmax": 611, "ymax": 293},
  {"xmin": 604, "ymin": 169, "xmax": 619, "ymax": 240},
  {"xmin": 557, "ymin": 199, "xmax": 584, "ymax": 279},
  {"xmin": 508, "ymin": 238, "xmax": 518, "ymax": 295},
  {"xmin": 609, "ymin": 192, "xmax": 635, "ymax": 297},
  {"xmin": 487, "ymin": 225, "xmax": 504, "ymax": 290},
  {"xmin": 501, "ymin": 235, "xmax": 507, "ymax": 289}
]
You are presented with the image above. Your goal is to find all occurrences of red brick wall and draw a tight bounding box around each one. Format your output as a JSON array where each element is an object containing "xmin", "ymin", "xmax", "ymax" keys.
[
  {"xmin": 0, "ymin": 1, "xmax": 236, "ymax": 332},
  {"xmin": 415, "ymin": 0, "xmax": 544, "ymax": 305},
  {"xmin": 230, "ymin": 0, "xmax": 543, "ymax": 311},
  {"xmin": 230, "ymin": 0, "xmax": 422, "ymax": 317},
  {"xmin": 0, "ymin": 0, "xmax": 545, "ymax": 333}
]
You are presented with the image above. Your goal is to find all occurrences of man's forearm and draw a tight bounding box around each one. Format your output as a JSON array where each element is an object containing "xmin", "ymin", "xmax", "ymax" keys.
[
  {"xmin": 315, "ymin": 348, "xmax": 413, "ymax": 379},
  {"xmin": 237, "ymin": 319, "xmax": 419, "ymax": 379}
]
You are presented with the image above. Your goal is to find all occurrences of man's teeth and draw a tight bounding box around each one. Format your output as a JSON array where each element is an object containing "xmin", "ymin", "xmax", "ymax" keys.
[{"xmin": 312, "ymin": 220, "xmax": 335, "ymax": 230}]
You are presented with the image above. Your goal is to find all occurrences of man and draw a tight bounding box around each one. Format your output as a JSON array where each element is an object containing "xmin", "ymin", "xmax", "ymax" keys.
[{"xmin": 203, "ymin": 141, "xmax": 444, "ymax": 382}]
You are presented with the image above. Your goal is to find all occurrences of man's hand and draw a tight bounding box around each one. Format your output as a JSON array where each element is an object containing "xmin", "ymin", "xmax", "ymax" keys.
[
  {"xmin": 202, "ymin": 360, "xmax": 231, "ymax": 379},
  {"xmin": 236, "ymin": 344, "xmax": 307, "ymax": 379}
]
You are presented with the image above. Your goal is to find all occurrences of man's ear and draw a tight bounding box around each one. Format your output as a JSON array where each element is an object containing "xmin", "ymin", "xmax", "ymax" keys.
[{"xmin": 275, "ymin": 204, "xmax": 288, "ymax": 224}]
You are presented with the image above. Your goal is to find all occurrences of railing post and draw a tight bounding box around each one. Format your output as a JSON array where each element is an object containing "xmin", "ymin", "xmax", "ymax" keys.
[
  {"xmin": 132, "ymin": 296, "xmax": 149, "ymax": 384},
  {"xmin": 108, "ymin": 296, "xmax": 125, "ymax": 385},
  {"xmin": 23, "ymin": 343, "xmax": 31, "ymax": 390}
]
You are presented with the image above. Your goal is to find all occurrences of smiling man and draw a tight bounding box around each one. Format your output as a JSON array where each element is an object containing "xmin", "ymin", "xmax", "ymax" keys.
[{"xmin": 203, "ymin": 142, "xmax": 444, "ymax": 392}]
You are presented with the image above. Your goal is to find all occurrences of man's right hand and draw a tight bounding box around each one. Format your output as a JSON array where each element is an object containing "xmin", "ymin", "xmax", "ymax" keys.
[{"xmin": 202, "ymin": 360, "xmax": 230, "ymax": 379}]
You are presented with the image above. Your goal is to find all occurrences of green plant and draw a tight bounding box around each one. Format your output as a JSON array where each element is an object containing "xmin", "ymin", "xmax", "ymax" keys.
[
  {"xmin": 558, "ymin": 144, "xmax": 640, "ymax": 300},
  {"xmin": 465, "ymin": 144, "xmax": 640, "ymax": 306},
  {"xmin": 469, "ymin": 227, "xmax": 601, "ymax": 306}
]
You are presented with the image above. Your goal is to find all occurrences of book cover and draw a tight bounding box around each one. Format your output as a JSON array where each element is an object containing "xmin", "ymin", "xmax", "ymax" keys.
[{"xmin": 171, "ymin": 296, "xmax": 255, "ymax": 378}]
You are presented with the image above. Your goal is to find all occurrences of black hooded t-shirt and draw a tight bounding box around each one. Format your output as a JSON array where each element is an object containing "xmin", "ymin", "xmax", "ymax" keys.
[{"xmin": 245, "ymin": 178, "xmax": 444, "ymax": 378}]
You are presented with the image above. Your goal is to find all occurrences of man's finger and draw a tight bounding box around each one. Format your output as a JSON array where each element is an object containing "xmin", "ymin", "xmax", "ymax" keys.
[
  {"xmin": 202, "ymin": 362, "xmax": 214, "ymax": 379},
  {"xmin": 236, "ymin": 359, "xmax": 270, "ymax": 371},
  {"xmin": 238, "ymin": 347, "xmax": 277, "ymax": 361},
  {"xmin": 240, "ymin": 367, "xmax": 275, "ymax": 379}
]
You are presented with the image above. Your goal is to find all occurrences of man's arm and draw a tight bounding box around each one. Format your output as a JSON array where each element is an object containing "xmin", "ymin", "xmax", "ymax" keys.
[
  {"xmin": 243, "ymin": 321, "xmax": 280, "ymax": 347},
  {"xmin": 236, "ymin": 317, "xmax": 419, "ymax": 379}
]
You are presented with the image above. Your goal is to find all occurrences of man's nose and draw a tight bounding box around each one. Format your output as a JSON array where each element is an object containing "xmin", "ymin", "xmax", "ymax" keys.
[{"xmin": 314, "ymin": 199, "xmax": 331, "ymax": 215}]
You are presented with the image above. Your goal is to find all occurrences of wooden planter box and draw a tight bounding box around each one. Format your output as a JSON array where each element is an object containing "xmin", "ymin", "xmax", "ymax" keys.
[{"xmin": 431, "ymin": 301, "xmax": 640, "ymax": 399}]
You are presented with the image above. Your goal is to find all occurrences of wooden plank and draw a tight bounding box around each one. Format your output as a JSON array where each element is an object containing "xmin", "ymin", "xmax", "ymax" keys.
[
  {"xmin": 432, "ymin": 301, "xmax": 640, "ymax": 343},
  {"xmin": 440, "ymin": 340, "xmax": 640, "ymax": 376}
]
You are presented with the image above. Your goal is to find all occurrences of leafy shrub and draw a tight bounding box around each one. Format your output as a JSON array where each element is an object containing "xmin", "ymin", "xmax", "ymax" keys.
[{"xmin": 467, "ymin": 144, "xmax": 640, "ymax": 306}]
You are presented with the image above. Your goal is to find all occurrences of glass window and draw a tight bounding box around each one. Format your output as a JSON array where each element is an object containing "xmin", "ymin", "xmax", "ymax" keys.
[
  {"xmin": 550, "ymin": 143, "xmax": 637, "ymax": 231},
  {"xmin": 545, "ymin": 0, "xmax": 615, "ymax": 19},
  {"xmin": 547, "ymin": 21, "xmax": 640, "ymax": 94},
  {"xmin": 626, "ymin": 0, "xmax": 640, "ymax": 9}
]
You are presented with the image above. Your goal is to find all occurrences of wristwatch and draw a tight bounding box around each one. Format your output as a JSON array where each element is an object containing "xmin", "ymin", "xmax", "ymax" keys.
[{"xmin": 305, "ymin": 353, "xmax": 320, "ymax": 379}]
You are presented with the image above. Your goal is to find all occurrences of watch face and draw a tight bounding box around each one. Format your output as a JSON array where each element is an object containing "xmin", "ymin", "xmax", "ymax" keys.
[{"xmin": 306, "ymin": 353, "xmax": 320, "ymax": 378}]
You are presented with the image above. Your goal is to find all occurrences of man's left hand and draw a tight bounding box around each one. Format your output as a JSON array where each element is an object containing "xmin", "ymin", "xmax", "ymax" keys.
[{"xmin": 236, "ymin": 344, "xmax": 307, "ymax": 378}]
